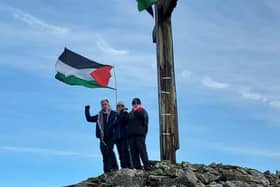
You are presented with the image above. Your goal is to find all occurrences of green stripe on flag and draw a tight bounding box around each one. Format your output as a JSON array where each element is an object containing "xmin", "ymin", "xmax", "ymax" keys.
[
  {"xmin": 137, "ymin": 0, "xmax": 158, "ymax": 11},
  {"xmin": 55, "ymin": 72, "xmax": 104, "ymax": 89}
]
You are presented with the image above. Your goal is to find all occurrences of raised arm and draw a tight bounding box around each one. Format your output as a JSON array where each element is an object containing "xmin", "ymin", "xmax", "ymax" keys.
[{"xmin": 85, "ymin": 105, "xmax": 98, "ymax": 123}]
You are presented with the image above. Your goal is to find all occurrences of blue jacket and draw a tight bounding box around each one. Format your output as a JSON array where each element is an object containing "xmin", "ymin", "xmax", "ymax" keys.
[
  {"xmin": 113, "ymin": 110, "xmax": 129, "ymax": 140},
  {"xmin": 85, "ymin": 107, "xmax": 117, "ymax": 142}
]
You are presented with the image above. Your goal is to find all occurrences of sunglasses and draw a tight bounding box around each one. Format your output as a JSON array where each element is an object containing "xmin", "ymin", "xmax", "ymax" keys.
[{"xmin": 117, "ymin": 104, "xmax": 124, "ymax": 107}]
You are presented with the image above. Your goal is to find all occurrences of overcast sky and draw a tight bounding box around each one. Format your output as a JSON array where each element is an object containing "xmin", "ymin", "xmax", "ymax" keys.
[{"xmin": 1, "ymin": 0, "xmax": 280, "ymax": 187}]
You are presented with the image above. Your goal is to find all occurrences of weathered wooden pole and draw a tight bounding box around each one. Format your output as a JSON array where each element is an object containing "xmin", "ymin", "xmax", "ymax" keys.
[{"xmin": 155, "ymin": 0, "xmax": 179, "ymax": 163}]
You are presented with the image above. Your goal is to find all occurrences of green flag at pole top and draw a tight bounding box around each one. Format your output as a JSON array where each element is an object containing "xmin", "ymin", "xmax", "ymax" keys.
[{"xmin": 137, "ymin": 0, "xmax": 158, "ymax": 11}]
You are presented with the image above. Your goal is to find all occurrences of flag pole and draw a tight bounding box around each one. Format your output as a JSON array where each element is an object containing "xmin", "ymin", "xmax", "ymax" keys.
[{"xmin": 113, "ymin": 66, "xmax": 118, "ymax": 110}]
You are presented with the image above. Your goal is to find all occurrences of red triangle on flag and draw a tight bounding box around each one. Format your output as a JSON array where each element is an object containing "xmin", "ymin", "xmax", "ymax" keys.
[{"xmin": 90, "ymin": 66, "xmax": 112, "ymax": 87}]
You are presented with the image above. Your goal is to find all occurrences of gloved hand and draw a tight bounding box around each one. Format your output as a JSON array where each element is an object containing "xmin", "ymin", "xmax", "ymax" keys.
[
  {"xmin": 121, "ymin": 108, "xmax": 128, "ymax": 113},
  {"xmin": 85, "ymin": 105, "xmax": 90, "ymax": 110}
]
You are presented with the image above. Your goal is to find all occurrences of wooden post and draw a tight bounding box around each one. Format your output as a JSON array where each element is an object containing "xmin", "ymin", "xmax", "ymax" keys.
[{"xmin": 155, "ymin": 0, "xmax": 179, "ymax": 163}]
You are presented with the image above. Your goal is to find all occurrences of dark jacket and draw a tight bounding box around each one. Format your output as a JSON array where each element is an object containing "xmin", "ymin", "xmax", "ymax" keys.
[
  {"xmin": 126, "ymin": 107, "xmax": 148, "ymax": 137},
  {"xmin": 113, "ymin": 110, "xmax": 129, "ymax": 140},
  {"xmin": 85, "ymin": 107, "xmax": 117, "ymax": 141}
]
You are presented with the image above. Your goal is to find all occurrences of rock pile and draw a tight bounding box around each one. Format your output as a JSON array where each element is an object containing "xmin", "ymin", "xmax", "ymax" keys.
[{"xmin": 64, "ymin": 161, "xmax": 280, "ymax": 187}]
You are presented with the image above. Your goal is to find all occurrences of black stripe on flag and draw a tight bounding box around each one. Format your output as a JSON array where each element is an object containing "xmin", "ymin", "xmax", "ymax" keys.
[{"xmin": 58, "ymin": 48, "xmax": 110, "ymax": 69}]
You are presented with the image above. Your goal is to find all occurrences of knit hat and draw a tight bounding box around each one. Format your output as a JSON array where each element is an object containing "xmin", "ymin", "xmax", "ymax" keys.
[
  {"xmin": 117, "ymin": 101, "xmax": 125, "ymax": 106},
  {"xmin": 132, "ymin": 98, "xmax": 141, "ymax": 105}
]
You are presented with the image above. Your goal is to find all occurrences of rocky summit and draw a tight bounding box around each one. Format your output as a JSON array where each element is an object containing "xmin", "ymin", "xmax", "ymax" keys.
[{"xmin": 64, "ymin": 161, "xmax": 280, "ymax": 187}]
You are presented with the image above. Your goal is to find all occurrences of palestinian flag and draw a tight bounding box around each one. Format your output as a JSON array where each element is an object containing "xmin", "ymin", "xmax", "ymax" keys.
[
  {"xmin": 136, "ymin": 0, "xmax": 158, "ymax": 11},
  {"xmin": 55, "ymin": 48, "xmax": 114, "ymax": 89}
]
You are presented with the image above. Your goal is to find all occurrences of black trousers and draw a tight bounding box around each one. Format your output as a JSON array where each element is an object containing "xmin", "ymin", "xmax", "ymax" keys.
[
  {"xmin": 127, "ymin": 135, "xmax": 150, "ymax": 169},
  {"xmin": 100, "ymin": 139, "xmax": 118, "ymax": 173},
  {"xmin": 115, "ymin": 138, "xmax": 130, "ymax": 168}
]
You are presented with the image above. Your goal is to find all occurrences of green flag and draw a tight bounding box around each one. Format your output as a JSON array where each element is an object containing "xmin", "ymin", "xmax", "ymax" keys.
[{"xmin": 137, "ymin": 0, "xmax": 158, "ymax": 11}]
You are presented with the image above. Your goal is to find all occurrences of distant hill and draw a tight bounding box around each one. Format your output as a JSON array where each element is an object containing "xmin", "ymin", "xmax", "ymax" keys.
[{"xmin": 64, "ymin": 160, "xmax": 280, "ymax": 187}]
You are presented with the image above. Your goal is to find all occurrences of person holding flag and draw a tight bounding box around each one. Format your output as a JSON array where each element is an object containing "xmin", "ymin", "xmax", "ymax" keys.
[
  {"xmin": 55, "ymin": 48, "xmax": 120, "ymax": 172},
  {"xmin": 85, "ymin": 99, "xmax": 118, "ymax": 173}
]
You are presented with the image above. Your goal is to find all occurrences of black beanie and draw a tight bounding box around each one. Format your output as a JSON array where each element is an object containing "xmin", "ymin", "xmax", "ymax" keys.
[{"xmin": 132, "ymin": 98, "xmax": 141, "ymax": 105}]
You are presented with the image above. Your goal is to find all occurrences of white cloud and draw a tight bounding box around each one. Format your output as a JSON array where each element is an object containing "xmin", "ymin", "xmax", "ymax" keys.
[
  {"xmin": 239, "ymin": 90, "xmax": 267, "ymax": 102},
  {"xmin": 216, "ymin": 145, "xmax": 280, "ymax": 158},
  {"xmin": 96, "ymin": 37, "xmax": 128, "ymax": 56},
  {"xmin": 181, "ymin": 72, "xmax": 279, "ymax": 111},
  {"xmin": 12, "ymin": 9, "xmax": 69, "ymax": 35},
  {"xmin": 0, "ymin": 146, "xmax": 100, "ymax": 158},
  {"xmin": 201, "ymin": 77, "xmax": 230, "ymax": 89},
  {"xmin": 181, "ymin": 70, "xmax": 192, "ymax": 79},
  {"xmin": 269, "ymin": 100, "xmax": 280, "ymax": 108}
]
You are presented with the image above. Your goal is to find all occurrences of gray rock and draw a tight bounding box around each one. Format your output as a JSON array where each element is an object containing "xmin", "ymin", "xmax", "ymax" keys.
[
  {"xmin": 206, "ymin": 183, "xmax": 223, "ymax": 187},
  {"xmin": 223, "ymin": 181, "xmax": 251, "ymax": 187},
  {"xmin": 64, "ymin": 161, "xmax": 279, "ymax": 187},
  {"xmin": 195, "ymin": 166, "xmax": 220, "ymax": 184}
]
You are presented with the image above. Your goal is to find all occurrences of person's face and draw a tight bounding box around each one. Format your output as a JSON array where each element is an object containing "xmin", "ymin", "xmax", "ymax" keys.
[
  {"xmin": 101, "ymin": 101, "xmax": 109, "ymax": 111},
  {"xmin": 117, "ymin": 104, "xmax": 124, "ymax": 112},
  {"xmin": 132, "ymin": 102, "xmax": 138, "ymax": 109}
]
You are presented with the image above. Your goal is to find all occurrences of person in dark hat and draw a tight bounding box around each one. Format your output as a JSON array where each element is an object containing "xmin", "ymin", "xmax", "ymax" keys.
[
  {"xmin": 114, "ymin": 101, "xmax": 130, "ymax": 168},
  {"xmin": 85, "ymin": 99, "xmax": 118, "ymax": 173},
  {"xmin": 126, "ymin": 98, "xmax": 151, "ymax": 170}
]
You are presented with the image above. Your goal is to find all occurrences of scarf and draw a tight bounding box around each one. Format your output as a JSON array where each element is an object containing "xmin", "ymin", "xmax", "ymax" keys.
[{"xmin": 97, "ymin": 108, "xmax": 111, "ymax": 146}]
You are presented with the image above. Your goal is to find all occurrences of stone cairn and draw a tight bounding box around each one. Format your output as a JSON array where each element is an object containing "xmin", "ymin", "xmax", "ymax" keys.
[{"xmin": 64, "ymin": 161, "xmax": 280, "ymax": 187}]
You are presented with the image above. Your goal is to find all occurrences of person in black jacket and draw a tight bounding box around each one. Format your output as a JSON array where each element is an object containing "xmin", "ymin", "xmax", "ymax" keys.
[
  {"xmin": 126, "ymin": 98, "xmax": 151, "ymax": 170},
  {"xmin": 113, "ymin": 101, "xmax": 130, "ymax": 168},
  {"xmin": 85, "ymin": 99, "xmax": 118, "ymax": 173}
]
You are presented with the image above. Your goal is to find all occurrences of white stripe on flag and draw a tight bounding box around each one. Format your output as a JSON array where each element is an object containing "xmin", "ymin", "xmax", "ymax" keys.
[{"xmin": 55, "ymin": 60, "xmax": 95, "ymax": 81}]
